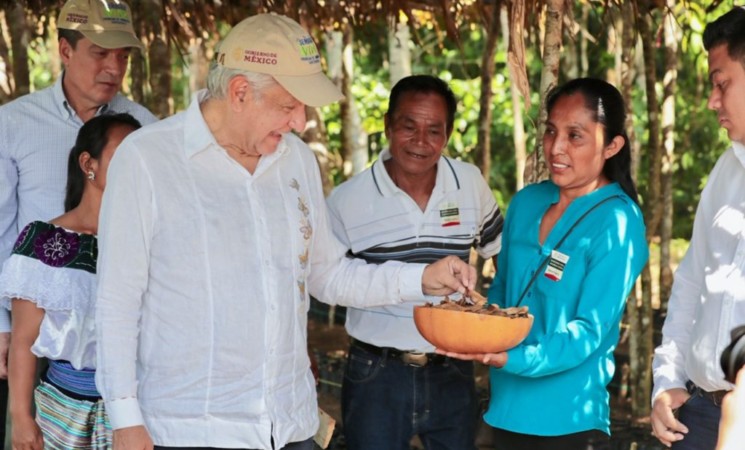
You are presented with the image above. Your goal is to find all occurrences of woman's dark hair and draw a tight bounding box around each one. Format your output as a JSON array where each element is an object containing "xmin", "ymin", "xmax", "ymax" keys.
[
  {"xmin": 387, "ymin": 75, "xmax": 457, "ymax": 134},
  {"xmin": 545, "ymin": 77, "xmax": 639, "ymax": 204},
  {"xmin": 64, "ymin": 113, "xmax": 142, "ymax": 211}
]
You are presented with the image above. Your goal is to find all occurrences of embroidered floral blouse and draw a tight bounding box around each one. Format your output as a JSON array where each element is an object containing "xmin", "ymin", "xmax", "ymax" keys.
[{"xmin": 0, "ymin": 221, "xmax": 98, "ymax": 369}]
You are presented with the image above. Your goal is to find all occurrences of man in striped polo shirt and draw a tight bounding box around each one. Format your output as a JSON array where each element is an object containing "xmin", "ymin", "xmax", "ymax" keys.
[{"xmin": 327, "ymin": 75, "xmax": 503, "ymax": 450}]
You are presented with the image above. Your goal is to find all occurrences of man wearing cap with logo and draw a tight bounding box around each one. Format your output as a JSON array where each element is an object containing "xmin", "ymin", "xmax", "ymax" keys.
[
  {"xmin": 95, "ymin": 13, "xmax": 476, "ymax": 450},
  {"xmin": 0, "ymin": 0, "xmax": 155, "ymax": 444}
]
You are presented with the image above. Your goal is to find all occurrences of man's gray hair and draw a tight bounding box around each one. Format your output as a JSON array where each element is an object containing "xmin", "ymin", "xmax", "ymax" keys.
[{"xmin": 206, "ymin": 63, "xmax": 277, "ymax": 100}]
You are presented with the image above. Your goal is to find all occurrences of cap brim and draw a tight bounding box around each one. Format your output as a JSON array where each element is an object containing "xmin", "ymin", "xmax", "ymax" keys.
[
  {"xmin": 80, "ymin": 30, "xmax": 145, "ymax": 51},
  {"xmin": 273, "ymin": 72, "xmax": 344, "ymax": 107}
]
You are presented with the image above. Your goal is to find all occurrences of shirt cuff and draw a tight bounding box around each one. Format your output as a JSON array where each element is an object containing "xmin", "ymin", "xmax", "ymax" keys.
[
  {"xmin": 398, "ymin": 263, "xmax": 427, "ymax": 302},
  {"xmin": 0, "ymin": 310, "xmax": 10, "ymax": 333},
  {"xmin": 106, "ymin": 397, "xmax": 145, "ymax": 430}
]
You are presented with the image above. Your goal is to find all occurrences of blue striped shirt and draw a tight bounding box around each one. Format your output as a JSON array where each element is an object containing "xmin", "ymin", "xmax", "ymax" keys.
[{"xmin": 0, "ymin": 75, "xmax": 157, "ymax": 331}]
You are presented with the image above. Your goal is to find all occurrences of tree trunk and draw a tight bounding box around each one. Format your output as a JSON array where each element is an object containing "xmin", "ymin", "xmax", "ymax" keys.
[
  {"xmin": 48, "ymin": 15, "xmax": 61, "ymax": 82},
  {"xmin": 476, "ymin": 3, "xmax": 500, "ymax": 181},
  {"xmin": 640, "ymin": 6, "xmax": 663, "ymax": 241},
  {"xmin": 502, "ymin": 3, "xmax": 528, "ymax": 191},
  {"xmin": 0, "ymin": 10, "xmax": 13, "ymax": 100},
  {"xmin": 302, "ymin": 105, "xmax": 334, "ymax": 197},
  {"xmin": 129, "ymin": 0, "xmax": 147, "ymax": 106},
  {"xmin": 188, "ymin": 37, "xmax": 210, "ymax": 106},
  {"xmin": 388, "ymin": 20, "xmax": 411, "ymax": 87},
  {"xmin": 143, "ymin": 0, "xmax": 170, "ymax": 117},
  {"xmin": 619, "ymin": 0, "xmax": 642, "ymax": 416},
  {"xmin": 659, "ymin": 0, "xmax": 677, "ymax": 316},
  {"xmin": 340, "ymin": 25, "xmax": 367, "ymax": 178},
  {"xmin": 630, "ymin": 2, "xmax": 662, "ymax": 420},
  {"xmin": 579, "ymin": 3, "xmax": 589, "ymax": 77},
  {"xmin": 130, "ymin": 49, "xmax": 147, "ymax": 106},
  {"xmin": 630, "ymin": 264, "xmax": 655, "ymax": 419},
  {"xmin": 525, "ymin": 0, "xmax": 565, "ymax": 185},
  {"xmin": 619, "ymin": 4, "xmax": 636, "ymax": 178},
  {"xmin": 606, "ymin": 12, "xmax": 621, "ymax": 85},
  {"xmin": 6, "ymin": 2, "xmax": 29, "ymax": 98}
]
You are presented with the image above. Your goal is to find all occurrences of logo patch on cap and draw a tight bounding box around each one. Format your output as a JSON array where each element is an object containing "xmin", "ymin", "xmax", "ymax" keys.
[
  {"xmin": 297, "ymin": 36, "xmax": 320, "ymax": 64},
  {"xmin": 101, "ymin": 2, "xmax": 131, "ymax": 25}
]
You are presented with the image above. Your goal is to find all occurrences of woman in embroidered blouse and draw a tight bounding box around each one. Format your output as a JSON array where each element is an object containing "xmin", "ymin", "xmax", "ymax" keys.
[
  {"xmin": 1, "ymin": 113, "xmax": 141, "ymax": 450},
  {"xmin": 442, "ymin": 78, "xmax": 649, "ymax": 450}
]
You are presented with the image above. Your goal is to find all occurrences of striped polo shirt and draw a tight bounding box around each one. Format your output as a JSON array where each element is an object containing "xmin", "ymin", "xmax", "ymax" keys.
[{"xmin": 327, "ymin": 149, "xmax": 503, "ymax": 351}]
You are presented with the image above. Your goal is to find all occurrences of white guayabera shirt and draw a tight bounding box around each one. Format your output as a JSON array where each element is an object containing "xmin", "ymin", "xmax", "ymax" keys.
[{"xmin": 96, "ymin": 90, "xmax": 426, "ymax": 449}]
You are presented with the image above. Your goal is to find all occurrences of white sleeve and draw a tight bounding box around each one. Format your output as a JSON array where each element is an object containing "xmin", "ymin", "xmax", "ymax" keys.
[
  {"xmin": 651, "ymin": 159, "xmax": 720, "ymax": 402},
  {"xmin": 308, "ymin": 159, "xmax": 425, "ymax": 307},
  {"xmin": 95, "ymin": 142, "xmax": 153, "ymax": 430}
]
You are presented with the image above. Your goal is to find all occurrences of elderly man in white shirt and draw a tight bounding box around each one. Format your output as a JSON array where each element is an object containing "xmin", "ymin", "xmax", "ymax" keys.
[
  {"xmin": 651, "ymin": 7, "xmax": 745, "ymax": 450},
  {"xmin": 95, "ymin": 13, "xmax": 475, "ymax": 450}
]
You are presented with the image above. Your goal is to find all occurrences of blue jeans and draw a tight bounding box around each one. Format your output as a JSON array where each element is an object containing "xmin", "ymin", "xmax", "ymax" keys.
[
  {"xmin": 341, "ymin": 343, "xmax": 478, "ymax": 450},
  {"xmin": 671, "ymin": 384, "xmax": 722, "ymax": 450}
]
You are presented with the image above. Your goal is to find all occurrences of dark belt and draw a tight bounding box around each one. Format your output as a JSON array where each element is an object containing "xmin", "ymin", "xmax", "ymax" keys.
[
  {"xmin": 351, "ymin": 339, "xmax": 448, "ymax": 368},
  {"xmin": 700, "ymin": 389, "xmax": 729, "ymax": 406},
  {"xmin": 689, "ymin": 382, "xmax": 730, "ymax": 406}
]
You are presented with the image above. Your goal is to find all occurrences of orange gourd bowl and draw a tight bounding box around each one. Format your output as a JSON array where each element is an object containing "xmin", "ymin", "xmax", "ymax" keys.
[{"xmin": 413, "ymin": 305, "xmax": 534, "ymax": 354}]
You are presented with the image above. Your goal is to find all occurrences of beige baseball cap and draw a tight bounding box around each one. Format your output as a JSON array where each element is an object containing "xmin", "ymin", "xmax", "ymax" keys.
[
  {"xmin": 214, "ymin": 13, "xmax": 343, "ymax": 107},
  {"xmin": 57, "ymin": 0, "xmax": 144, "ymax": 50}
]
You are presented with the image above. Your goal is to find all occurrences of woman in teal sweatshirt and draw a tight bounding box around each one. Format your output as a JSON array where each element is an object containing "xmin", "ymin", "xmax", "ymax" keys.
[{"xmin": 443, "ymin": 78, "xmax": 648, "ymax": 450}]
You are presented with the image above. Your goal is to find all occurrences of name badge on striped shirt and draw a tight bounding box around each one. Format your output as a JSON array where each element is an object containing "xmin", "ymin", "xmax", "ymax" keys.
[
  {"xmin": 439, "ymin": 202, "xmax": 461, "ymax": 227},
  {"xmin": 544, "ymin": 250, "xmax": 569, "ymax": 281}
]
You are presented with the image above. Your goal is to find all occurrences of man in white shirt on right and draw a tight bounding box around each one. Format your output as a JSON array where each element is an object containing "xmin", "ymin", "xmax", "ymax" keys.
[{"xmin": 651, "ymin": 7, "xmax": 745, "ymax": 450}]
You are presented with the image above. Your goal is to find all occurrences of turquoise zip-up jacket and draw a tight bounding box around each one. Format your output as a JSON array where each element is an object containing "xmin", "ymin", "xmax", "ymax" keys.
[{"xmin": 485, "ymin": 181, "xmax": 648, "ymax": 436}]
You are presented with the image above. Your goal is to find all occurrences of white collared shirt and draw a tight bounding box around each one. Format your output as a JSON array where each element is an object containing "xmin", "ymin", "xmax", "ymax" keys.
[
  {"xmin": 95, "ymin": 91, "xmax": 425, "ymax": 448},
  {"xmin": 0, "ymin": 76, "xmax": 157, "ymax": 331},
  {"xmin": 652, "ymin": 141, "xmax": 745, "ymax": 399}
]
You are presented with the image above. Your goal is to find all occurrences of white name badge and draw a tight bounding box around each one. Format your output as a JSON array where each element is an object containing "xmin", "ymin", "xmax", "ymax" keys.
[
  {"xmin": 544, "ymin": 250, "xmax": 569, "ymax": 281},
  {"xmin": 439, "ymin": 202, "xmax": 461, "ymax": 227}
]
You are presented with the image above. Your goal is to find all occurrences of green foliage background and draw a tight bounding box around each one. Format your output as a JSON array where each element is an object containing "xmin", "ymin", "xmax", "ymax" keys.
[{"xmin": 21, "ymin": 2, "xmax": 736, "ymax": 239}]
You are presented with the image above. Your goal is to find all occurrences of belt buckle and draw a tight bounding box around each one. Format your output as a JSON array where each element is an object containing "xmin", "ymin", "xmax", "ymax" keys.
[{"xmin": 401, "ymin": 352, "xmax": 428, "ymax": 367}]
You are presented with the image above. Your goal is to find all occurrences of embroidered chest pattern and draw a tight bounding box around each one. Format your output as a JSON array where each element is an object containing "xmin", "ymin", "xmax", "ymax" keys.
[{"xmin": 291, "ymin": 178, "xmax": 312, "ymax": 297}]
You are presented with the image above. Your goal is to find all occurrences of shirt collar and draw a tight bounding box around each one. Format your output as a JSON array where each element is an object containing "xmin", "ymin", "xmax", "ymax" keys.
[
  {"xmin": 733, "ymin": 141, "xmax": 745, "ymax": 168},
  {"xmin": 53, "ymin": 72, "xmax": 111, "ymax": 121},
  {"xmin": 183, "ymin": 90, "xmax": 219, "ymax": 158},
  {"xmin": 370, "ymin": 148, "xmax": 460, "ymax": 197}
]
